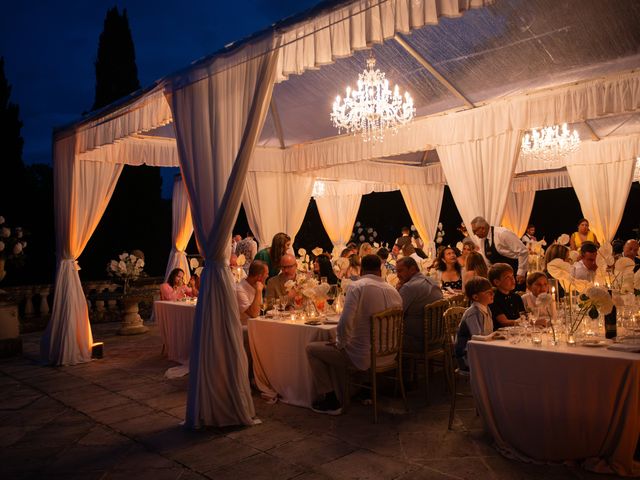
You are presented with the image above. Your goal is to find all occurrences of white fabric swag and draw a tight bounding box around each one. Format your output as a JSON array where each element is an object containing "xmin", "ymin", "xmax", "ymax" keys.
[
  {"xmin": 164, "ymin": 176, "xmax": 194, "ymax": 282},
  {"xmin": 41, "ymin": 135, "xmax": 123, "ymax": 365},
  {"xmin": 400, "ymin": 183, "xmax": 444, "ymax": 246},
  {"xmin": 501, "ymin": 190, "xmax": 535, "ymax": 238},
  {"xmin": 315, "ymin": 193, "xmax": 362, "ymax": 252},
  {"xmin": 167, "ymin": 35, "xmax": 280, "ymax": 428},
  {"xmin": 243, "ymin": 171, "xmax": 315, "ymax": 249},
  {"xmin": 437, "ymin": 131, "xmax": 521, "ymax": 230},
  {"xmin": 566, "ymin": 135, "xmax": 640, "ymax": 243}
]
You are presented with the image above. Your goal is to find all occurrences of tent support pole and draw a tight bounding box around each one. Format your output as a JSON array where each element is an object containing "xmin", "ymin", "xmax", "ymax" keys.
[
  {"xmin": 270, "ymin": 98, "xmax": 286, "ymax": 149},
  {"xmin": 394, "ymin": 34, "xmax": 475, "ymax": 109}
]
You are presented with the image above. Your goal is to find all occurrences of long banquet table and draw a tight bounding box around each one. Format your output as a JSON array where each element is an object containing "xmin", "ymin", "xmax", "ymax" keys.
[
  {"xmin": 248, "ymin": 315, "xmax": 337, "ymax": 408},
  {"xmin": 468, "ymin": 339, "xmax": 640, "ymax": 477},
  {"xmin": 153, "ymin": 300, "xmax": 195, "ymax": 365}
]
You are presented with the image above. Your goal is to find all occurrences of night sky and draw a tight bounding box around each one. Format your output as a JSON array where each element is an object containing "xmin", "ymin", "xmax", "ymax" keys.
[{"xmin": 0, "ymin": 0, "xmax": 319, "ymax": 196}]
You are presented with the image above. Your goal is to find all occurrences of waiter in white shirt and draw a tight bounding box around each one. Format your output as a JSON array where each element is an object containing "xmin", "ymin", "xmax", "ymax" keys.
[{"xmin": 470, "ymin": 216, "xmax": 529, "ymax": 285}]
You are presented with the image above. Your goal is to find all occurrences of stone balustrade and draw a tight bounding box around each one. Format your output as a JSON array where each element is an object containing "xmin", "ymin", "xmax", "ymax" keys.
[{"xmin": 0, "ymin": 276, "xmax": 164, "ymax": 333}]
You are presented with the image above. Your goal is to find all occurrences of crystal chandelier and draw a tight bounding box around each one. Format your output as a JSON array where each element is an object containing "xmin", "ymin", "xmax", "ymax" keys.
[
  {"xmin": 330, "ymin": 54, "xmax": 415, "ymax": 143},
  {"xmin": 520, "ymin": 123, "xmax": 581, "ymax": 167}
]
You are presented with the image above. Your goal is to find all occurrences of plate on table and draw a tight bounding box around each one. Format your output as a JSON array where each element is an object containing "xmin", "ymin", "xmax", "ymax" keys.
[
  {"xmin": 305, "ymin": 320, "xmax": 323, "ymax": 326},
  {"xmin": 323, "ymin": 317, "xmax": 339, "ymax": 324},
  {"xmin": 580, "ymin": 339, "xmax": 610, "ymax": 348}
]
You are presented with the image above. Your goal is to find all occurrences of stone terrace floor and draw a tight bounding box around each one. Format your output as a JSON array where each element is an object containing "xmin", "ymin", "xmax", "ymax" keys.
[{"xmin": 0, "ymin": 322, "xmax": 608, "ymax": 480}]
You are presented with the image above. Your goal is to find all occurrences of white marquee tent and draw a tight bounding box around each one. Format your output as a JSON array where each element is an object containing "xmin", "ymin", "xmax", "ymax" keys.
[{"xmin": 42, "ymin": 0, "xmax": 640, "ymax": 429}]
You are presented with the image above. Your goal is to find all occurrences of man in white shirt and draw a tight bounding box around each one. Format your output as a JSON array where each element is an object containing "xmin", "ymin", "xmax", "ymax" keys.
[
  {"xmin": 306, "ymin": 254, "xmax": 402, "ymax": 415},
  {"xmin": 470, "ymin": 216, "xmax": 529, "ymax": 284},
  {"xmin": 571, "ymin": 241, "xmax": 598, "ymax": 282},
  {"xmin": 236, "ymin": 260, "xmax": 268, "ymax": 326}
]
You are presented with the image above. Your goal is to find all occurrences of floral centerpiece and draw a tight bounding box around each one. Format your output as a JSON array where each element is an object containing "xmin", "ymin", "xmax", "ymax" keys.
[
  {"xmin": 285, "ymin": 274, "xmax": 331, "ymax": 311},
  {"xmin": 0, "ymin": 216, "xmax": 28, "ymax": 282},
  {"xmin": 296, "ymin": 248, "xmax": 311, "ymax": 271},
  {"xmin": 107, "ymin": 251, "xmax": 145, "ymax": 295},
  {"xmin": 547, "ymin": 258, "xmax": 614, "ymax": 341}
]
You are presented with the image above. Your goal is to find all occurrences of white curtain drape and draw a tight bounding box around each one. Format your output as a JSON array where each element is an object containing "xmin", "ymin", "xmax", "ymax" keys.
[
  {"xmin": 41, "ymin": 135, "xmax": 123, "ymax": 365},
  {"xmin": 242, "ymin": 171, "xmax": 315, "ymax": 249},
  {"xmin": 400, "ymin": 183, "xmax": 444, "ymax": 246},
  {"xmin": 437, "ymin": 132, "xmax": 521, "ymax": 229},
  {"xmin": 164, "ymin": 175, "xmax": 194, "ymax": 282},
  {"xmin": 501, "ymin": 190, "xmax": 536, "ymax": 238},
  {"xmin": 315, "ymin": 194, "xmax": 362, "ymax": 251},
  {"xmin": 565, "ymin": 136, "xmax": 640, "ymax": 243},
  {"xmin": 167, "ymin": 35, "xmax": 279, "ymax": 428}
]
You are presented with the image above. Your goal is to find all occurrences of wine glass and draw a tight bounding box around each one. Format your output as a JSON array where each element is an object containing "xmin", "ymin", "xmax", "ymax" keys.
[
  {"xmin": 272, "ymin": 298, "xmax": 281, "ymax": 317},
  {"xmin": 326, "ymin": 285, "xmax": 338, "ymax": 306}
]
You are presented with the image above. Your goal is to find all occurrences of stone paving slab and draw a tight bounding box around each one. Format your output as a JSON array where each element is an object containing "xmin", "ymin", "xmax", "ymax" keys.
[{"xmin": 0, "ymin": 321, "xmax": 614, "ymax": 479}]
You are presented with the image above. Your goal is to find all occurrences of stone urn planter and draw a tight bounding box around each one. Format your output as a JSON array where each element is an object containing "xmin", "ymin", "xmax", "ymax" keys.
[
  {"xmin": 117, "ymin": 293, "xmax": 149, "ymax": 336},
  {"xmin": 0, "ymin": 300, "xmax": 22, "ymax": 357}
]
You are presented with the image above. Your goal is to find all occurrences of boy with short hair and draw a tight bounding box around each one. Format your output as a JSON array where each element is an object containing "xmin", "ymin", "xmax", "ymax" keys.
[{"xmin": 488, "ymin": 263, "xmax": 525, "ymax": 329}]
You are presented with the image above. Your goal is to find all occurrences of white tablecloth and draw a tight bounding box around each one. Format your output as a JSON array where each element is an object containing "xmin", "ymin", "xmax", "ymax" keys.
[
  {"xmin": 248, "ymin": 316, "xmax": 337, "ymax": 408},
  {"xmin": 468, "ymin": 340, "xmax": 640, "ymax": 477},
  {"xmin": 154, "ymin": 301, "xmax": 195, "ymax": 365}
]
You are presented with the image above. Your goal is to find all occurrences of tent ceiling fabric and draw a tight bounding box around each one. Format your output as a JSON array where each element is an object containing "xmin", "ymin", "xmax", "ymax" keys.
[{"xmin": 62, "ymin": 0, "xmax": 640, "ymax": 176}]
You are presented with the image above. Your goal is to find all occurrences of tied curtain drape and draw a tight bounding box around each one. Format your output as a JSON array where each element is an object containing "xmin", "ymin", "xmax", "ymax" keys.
[
  {"xmin": 400, "ymin": 183, "xmax": 444, "ymax": 252},
  {"xmin": 565, "ymin": 136, "xmax": 640, "ymax": 243},
  {"xmin": 41, "ymin": 135, "xmax": 123, "ymax": 365},
  {"xmin": 167, "ymin": 35, "xmax": 279, "ymax": 428},
  {"xmin": 315, "ymin": 194, "xmax": 362, "ymax": 253},
  {"xmin": 242, "ymin": 172, "xmax": 315, "ymax": 249},
  {"xmin": 501, "ymin": 190, "xmax": 535, "ymax": 238},
  {"xmin": 164, "ymin": 175, "xmax": 194, "ymax": 282},
  {"xmin": 437, "ymin": 131, "xmax": 521, "ymax": 230}
]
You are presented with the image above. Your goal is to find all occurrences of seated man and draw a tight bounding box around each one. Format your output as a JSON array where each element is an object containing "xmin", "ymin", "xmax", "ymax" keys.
[
  {"xmin": 266, "ymin": 253, "xmax": 298, "ymax": 300},
  {"xmin": 235, "ymin": 260, "xmax": 268, "ymax": 377},
  {"xmin": 571, "ymin": 241, "xmax": 598, "ymax": 282},
  {"xmin": 395, "ymin": 257, "xmax": 443, "ymax": 353},
  {"xmin": 236, "ymin": 260, "xmax": 268, "ymax": 326},
  {"xmin": 488, "ymin": 263, "xmax": 524, "ymax": 329},
  {"xmin": 306, "ymin": 255, "xmax": 402, "ymax": 415},
  {"xmin": 622, "ymin": 239, "xmax": 640, "ymax": 272}
]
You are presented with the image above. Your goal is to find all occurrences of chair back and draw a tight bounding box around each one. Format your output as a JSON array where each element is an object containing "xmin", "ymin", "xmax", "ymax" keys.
[
  {"xmin": 370, "ymin": 308, "xmax": 404, "ymax": 373},
  {"xmin": 423, "ymin": 298, "xmax": 450, "ymax": 349},
  {"xmin": 443, "ymin": 306, "xmax": 466, "ymax": 352},
  {"xmin": 447, "ymin": 293, "xmax": 468, "ymax": 308}
]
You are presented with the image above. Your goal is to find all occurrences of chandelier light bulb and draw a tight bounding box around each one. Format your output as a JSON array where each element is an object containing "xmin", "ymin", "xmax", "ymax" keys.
[
  {"xmin": 330, "ymin": 54, "xmax": 415, "ymax": 143},
  {"xmin": 520, "ymin": 123, "xmax": 581, "ymax": 168}
]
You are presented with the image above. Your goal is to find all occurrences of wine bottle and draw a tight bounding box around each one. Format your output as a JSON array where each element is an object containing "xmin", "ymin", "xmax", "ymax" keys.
[{"xmin": 604, "ymin": 292, "xmax": 617, "ymax": 339}]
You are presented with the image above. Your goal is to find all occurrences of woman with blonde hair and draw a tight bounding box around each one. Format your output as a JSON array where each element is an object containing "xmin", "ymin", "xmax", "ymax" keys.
[{"xmin": 462, "ymin": 251, "xmax": 488, "ymax": 289}]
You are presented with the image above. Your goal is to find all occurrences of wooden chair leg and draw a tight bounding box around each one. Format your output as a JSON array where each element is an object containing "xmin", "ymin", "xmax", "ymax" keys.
[
  {"xmin": 372, "ymin": 370, "xmax": 378, "ymax": 424},
  {"xmin": 397, "ymin": 363, "xmax": 408, "ymax": 414},
  {"xmin": 448, "ymin": 371, "xmax": 457, "ymax": 430},
  {"xmin": 424, "ymin": 355, "xmax": 430, "ymax": 404}
]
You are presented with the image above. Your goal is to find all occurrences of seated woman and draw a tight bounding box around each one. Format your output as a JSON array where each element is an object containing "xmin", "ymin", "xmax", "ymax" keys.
[
  {"xmin": 569, "ymin": 218, "xmax": 599, "ymax": 250},
  {"xmin": 521, "ymin": 271, "xmax": 556, "ymax": 326},
  {"xmin": 454, "ymin": 277, "xmax": 494, "ymax": 370},
  {"xmin": 544, "ymin": 243, "xmax": 570, "ymax": 299},
  {"xmin": 434, "ymin": 246, "xmax": 463, "ymax": 291},
  {"xmin": 343, "ymin": 254, "xmax": 361, "ymax": 280},
  {"xmin": 254, "ymin": 232, "xmax": 291, "ymax": 280},
  {"xmin": 188, "ymin": 273, "xmax": 200, "ymax": 297},
  {"xmin": 160, "ymin": 268, "xmax": 195, "ymax": 301},
  {"xmin": 458, "ymin": 237, "xmax": 477, "ymax": 269},
  {"xmin": 462, "ymin": 251, "xmax": 488, "ymax": 290},
  {"xmin": 315, "ymin": 253, "xmax": 339, "ymax": 285}
]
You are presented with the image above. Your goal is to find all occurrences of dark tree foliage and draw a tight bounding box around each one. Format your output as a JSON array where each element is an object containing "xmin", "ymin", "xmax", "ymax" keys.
[
  {"xmin": 92, "ymin": 7, "xmax": 140, "ymax": 110},
  {"xmin": 0, "ymin": 57, "xmax": 27, "ymax": 221},
  {"xmin": 82, "ymin": 7, "xmax": 170, "ymax": 280}
]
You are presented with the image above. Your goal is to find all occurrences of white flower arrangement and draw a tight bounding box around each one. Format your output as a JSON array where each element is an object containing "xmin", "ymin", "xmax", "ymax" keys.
[
  {"xmin": 556, "ymin": 233, "xmax": 570, "ymax": 246},
  {"xmin": 595, "ymin": 242, "xmax": 635, "ymax": 293},
  {"xmin": 351, "ymin": 221, "xmax": 378, "ymax": 244},
  {"xmin": 284, "ymin": 275, "xmax": 330, "ymax": 302},
  {"xmin": 0, "ymin": 216, "xmax": 28, "ymax": 281},
  {"xmin": 107, "ymin": 252, "xmax": 145, "ymax": 284},
  {"xmin": 435, "ymin": 223, "xmax": 445, "ymax": 244}
]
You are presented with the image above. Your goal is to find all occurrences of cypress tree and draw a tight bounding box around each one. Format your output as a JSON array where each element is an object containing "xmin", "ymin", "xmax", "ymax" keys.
[
  {"xmin": 0, "ymin": 57, "xmax": 27, "ymax": 221},
  {"xmin": 84, "ymin": 8, "xmax": 169, "ymax": 280}
]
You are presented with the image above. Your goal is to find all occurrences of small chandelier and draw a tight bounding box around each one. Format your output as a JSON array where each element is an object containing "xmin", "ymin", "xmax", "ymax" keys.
[
  {"xmin": 520, "ymin": 123, "xmax": 581, "ymax": 167},
  {"xmin": 330, "ymin": 54, "xmax": 415, "ymax": 143}
]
